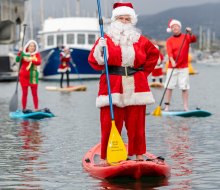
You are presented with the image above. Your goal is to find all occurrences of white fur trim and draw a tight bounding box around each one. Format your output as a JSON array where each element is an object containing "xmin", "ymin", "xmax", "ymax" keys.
[
  {"xmin": 170, "ymin": 19, "xmax": 182, "ymax": 28},
  {"xmin": 93, "ymin": 45, "xmax": 109, "ymax": 65},
  {"xmin": 167, "ymin": 19, "xmax": 181, "ymax": 33},
  {"xmin": 166, "ymin": 28, "xmax": 172, "ymax": 33},
  {"xmin": 121, "ymin": 45, "xmax": 135, "ymax": 67},
  {"xmin": 60, "ymin": 52, "xmax": 70, "ymax": 58},
  {"xmin": 96, "ymin": 92, "xmax": 155, "ymax": 108},
  {"xmin": 111, "ymin": 6, "xmax": 137, "ymax": 25},
  {"xmin": 58, "ymin": 67, "xmax": 71, "ymax": 73},
  {"xmin": 23, "ymin": 40, "xmax": 39, "ymax": 55},
  {"xmin": 96, "ymin": 76, "xmax": 155, "ymax": 108}
]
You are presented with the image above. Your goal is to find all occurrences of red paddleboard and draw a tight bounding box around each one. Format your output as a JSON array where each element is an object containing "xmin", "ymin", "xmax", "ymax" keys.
[{"xmin": 82, "ymin": 143, "xmax": 171, "ymax": 179}]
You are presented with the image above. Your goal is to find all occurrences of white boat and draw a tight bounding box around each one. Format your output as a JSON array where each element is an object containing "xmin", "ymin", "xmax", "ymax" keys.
[{"xmin": 38, "ymin": 16, "xmax": 107, "ymax": 80}]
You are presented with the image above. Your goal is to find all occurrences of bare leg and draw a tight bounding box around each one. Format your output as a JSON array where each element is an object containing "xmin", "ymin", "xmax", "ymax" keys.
[
  {"xmin": 136, "ymin": 155, "xmax": 144, "ymax": 160},
  {"xmin": 182, "ymin": 90, "xmax": 189, "ymax": 111},
  {"xmin": 164, "ymin": 89, "xmax": 172, "ymax": 111}
]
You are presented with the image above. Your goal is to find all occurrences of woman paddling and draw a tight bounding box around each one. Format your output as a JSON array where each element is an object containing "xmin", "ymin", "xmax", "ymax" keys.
[
  {"xmin": 58, "ymin": 46, "xmax": 71, "ymax": 88},
  {"xmin": 16, "ymin": 40, "xmax": 41, "ymax": 112}
]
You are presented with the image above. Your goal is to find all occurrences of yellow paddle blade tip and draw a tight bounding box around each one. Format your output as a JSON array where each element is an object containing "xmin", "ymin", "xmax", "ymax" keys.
[
  {"xmin": 152, "ymin": 106, "xmax": 162, "ymax": 116},
  {"xmin": 107, "ymin": 121, "xmax": 127, "ymax": 164}
]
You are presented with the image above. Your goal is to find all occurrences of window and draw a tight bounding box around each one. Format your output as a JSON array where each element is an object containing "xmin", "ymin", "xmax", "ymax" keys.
[
  {"xmin": 47, "ymin": 35, "xmax": 54, "ymax": 46},
  {"xmin": 77, "ymin": 34, "xmax": 85, "ymax": 44},
  {"xmin": 88, "ymin": 34, "xmax": 96, "ymax": 45},
  {"xmin": 57, "ymin": 34, "xmax": 64, "ymax": 46},
  {"xmin": 67, "ymin": 34, "xmax": 75, "ymax": 44}
]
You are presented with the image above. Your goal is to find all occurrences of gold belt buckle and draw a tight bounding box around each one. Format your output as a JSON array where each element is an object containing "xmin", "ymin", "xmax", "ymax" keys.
[{"xmin": 125, "ymin": 66, "xmax": 128, "ymax": 77}]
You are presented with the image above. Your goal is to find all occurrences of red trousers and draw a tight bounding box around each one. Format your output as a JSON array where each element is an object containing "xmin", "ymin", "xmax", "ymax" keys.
[
  {"xmin": 100, "ymin": 105, "xmax": 146, "ymax": 159},
  {"xmin": 21, "ymin": 84, "xmax": 38, "ymax": 110}
]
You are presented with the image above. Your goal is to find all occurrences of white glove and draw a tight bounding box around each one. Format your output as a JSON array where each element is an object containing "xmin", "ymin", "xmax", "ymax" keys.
[
  {"xmin": 98, "ymin": 37, "xmax": 107, "ymax": 50},
  {"xmin": 186, "ymin": 27, "xmax": 192, "ymax": 34},
  {"xmin": 93, "ymin": 37, "xmax": 108, "ymax": 65}
]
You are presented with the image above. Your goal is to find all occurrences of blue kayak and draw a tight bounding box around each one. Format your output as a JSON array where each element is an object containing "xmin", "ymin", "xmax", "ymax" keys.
[
  {"xmin": 9, "ymin": 109, "xmax": 55, "ymax": 119},
  {"xmin": 162, "ymin": 109, "xmax": 211, "ymax": 117}
]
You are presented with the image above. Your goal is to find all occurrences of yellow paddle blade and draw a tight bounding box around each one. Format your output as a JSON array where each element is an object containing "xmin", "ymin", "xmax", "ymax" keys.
[
  {"xmin": 107, "ymin": 121, "xmax": 127, "ymax": 164},
  {"xmin": 152, "ymin": 106, "xmax": 162, "ymax": 116}
]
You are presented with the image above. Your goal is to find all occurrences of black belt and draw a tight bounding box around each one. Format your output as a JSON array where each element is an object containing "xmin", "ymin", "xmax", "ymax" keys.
[{"xmin": 102, "ymin": 66, "xmax": 144, "ymax": 76}]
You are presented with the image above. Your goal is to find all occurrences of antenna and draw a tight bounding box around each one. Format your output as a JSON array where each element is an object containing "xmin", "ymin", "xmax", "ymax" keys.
[{"xmin": 76, "ymin": 0, "xmax": 80, "ymax": 17}]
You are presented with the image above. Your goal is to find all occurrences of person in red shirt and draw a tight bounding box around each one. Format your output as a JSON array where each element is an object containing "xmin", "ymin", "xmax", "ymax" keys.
[
  {"xmin": 58, "ymin": 46, "xmax": 71, "ymax": 88},
  {"xmin": 88, "ymin": 2, "xmax": 159, "ymax": 163},
  {"xmin": 16, "ymin": 40, "xmax": 41, "ymax": 112},
  {"xmin": 164, "ymin": 19, "xmax": 196, "ymax": 111}
]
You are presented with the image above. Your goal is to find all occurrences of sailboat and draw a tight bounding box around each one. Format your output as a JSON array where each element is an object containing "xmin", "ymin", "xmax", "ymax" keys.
[{"xmin": 38, "ymin": 0, "xmax": 109, "ymax": 80}]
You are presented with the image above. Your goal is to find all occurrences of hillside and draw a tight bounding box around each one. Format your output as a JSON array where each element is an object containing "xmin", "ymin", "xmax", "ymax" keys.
[{"xmin": 137, "ymin": 3, "xmax": 220, "ymax": 40}]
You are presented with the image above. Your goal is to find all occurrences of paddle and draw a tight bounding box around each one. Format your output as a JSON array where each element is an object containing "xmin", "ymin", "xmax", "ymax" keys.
[
  {"xmin": 9, "ymin": 24, "xmax": 27, "ymax": 112},
  {"xmin": 152, "ymin": 31, "xmax": 188, "ymax": 116},
  {"xmin": 70, "ymin": 59, "xmax": 83, "ymax": 85},
  {"xmin": 96, "ymin": 0, "xmax": 127, "ymax": 164}
]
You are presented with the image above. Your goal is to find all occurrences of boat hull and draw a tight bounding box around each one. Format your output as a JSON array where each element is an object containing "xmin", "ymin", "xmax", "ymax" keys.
[{"xmin": 40, "ymin": 47, "xmax": 101, "ymax": 80}]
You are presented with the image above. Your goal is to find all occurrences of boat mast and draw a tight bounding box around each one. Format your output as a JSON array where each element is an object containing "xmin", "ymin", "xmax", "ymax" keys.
[
  {"xmin": 76, "ymin": 0, "xmax": 80, "ymax": 17},
  {"xmin": 40, "ymin": 0, "xmax": 44, "ymax": 27}
]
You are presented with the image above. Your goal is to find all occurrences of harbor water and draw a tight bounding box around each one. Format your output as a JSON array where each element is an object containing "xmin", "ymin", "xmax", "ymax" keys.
[{"xmin": 0, "ymin": 63, "xmax": 220, "ymax": 189}]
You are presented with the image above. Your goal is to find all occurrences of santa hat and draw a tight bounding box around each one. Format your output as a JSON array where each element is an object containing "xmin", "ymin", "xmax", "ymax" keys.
[
  {"xmin": 166, "ymin": 19, "xmax": 182, "ymax": 33},
  {"xmin": 23, "ymin": 40, "xmax": 39, "ymax": 55},
  {"xmin": 111, "ymin": 2, "xmax": 137, "ymax": 25}
]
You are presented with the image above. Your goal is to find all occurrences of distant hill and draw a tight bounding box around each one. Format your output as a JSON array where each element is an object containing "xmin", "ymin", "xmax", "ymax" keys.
[{"xmin": 137, "ymin": 3, "xmax": 220, "ymax": 40}]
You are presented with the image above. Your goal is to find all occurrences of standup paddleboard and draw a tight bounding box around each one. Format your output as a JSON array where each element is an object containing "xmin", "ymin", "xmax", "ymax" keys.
[
  {"xmin": 45, "ymin": 85, "xmax": 87, "ymax": 92},
  {"xmin": 149, "ymin": 82, "xmax": 164, "ymax": 88},
  {"xmin": 162, "ymin": 109, "xmax": 211, "ymax": 117},
  {"xmin": 9, "ymin": 109, "xmax": 55, "ymax": 119},
  {"xmin": 82, "ymin": 143, "xmax": 171, "ymax": 179}
]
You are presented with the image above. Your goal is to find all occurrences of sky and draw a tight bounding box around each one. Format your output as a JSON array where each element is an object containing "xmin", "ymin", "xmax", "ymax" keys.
[{"xmin": 34, "ymin": 0, "xmax": 220, "ymax": 18}]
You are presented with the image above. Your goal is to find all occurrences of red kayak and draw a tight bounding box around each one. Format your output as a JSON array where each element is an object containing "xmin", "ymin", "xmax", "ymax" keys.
[{"xmin": 82, "ymin": 143, "xmax": 171, "ymax": 179}]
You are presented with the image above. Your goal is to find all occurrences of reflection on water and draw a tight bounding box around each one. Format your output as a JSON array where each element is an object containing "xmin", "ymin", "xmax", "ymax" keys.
[
  {"xmin": 99, "ymin": 177, "xmax": 169, "ymax": 190},
  {"xmin": 18, "ymin": 120, "xmax": 46, "ymax": 190},
  {"xmin": 164, "ymin": 118, "xmax": 193, "ymax": 190}
]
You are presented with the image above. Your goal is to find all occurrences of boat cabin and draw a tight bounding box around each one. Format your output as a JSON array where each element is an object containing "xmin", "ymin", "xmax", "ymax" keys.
[{"xmin": 38, "ymin": 17, "xmax": 101, "ymax": 50}]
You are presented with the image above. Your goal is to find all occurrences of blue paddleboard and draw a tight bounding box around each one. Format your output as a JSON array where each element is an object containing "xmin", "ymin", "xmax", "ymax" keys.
[
  {"xmin": 9, "ymin": 109, "xmax": 55, "ymax": 119},
  {"xmin": 162, "ymin": 109, "xmax": 211, "ymax": 117}
]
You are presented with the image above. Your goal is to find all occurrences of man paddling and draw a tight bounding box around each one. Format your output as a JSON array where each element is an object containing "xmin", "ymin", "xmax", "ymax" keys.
[
  {"xmin": 88, "ymin": 2, "xmax": 159, "ymax": 164},
  {"xmin": 164, "ymin": 19, "xmax": 197, "ymax": 111}
]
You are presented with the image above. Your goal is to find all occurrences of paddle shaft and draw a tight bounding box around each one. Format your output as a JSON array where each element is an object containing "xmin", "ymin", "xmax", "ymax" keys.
[
  {"xmin": 159, "ymin": 32, "xmax": 188, "ymax": 106},
  {"xmin": 9, "ymin": 24, "xmax": 27, "ymax": 112},
  {"xmin": 16, "ymin": 24, "xmax": 27, "ymax": 85},
  {"xmin": 97, "ymin": 0, "xmax": 114, "ymax": 120},
  {"xmin": 70, "ymin": 59, "xmax": 83, "ymax": 84}
]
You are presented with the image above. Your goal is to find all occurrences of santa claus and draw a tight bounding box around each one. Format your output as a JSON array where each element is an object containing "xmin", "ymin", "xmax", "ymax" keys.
[
  {"xmin": 88, "ymin": 2, "xmax": 159, "ymax": 162},
  {"xmin": 58, "ymin": 46, "xmax": 71, "ymax": 88}
]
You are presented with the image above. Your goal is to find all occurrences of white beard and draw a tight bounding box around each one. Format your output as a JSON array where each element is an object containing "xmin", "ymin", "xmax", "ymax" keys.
[{"xmin": 107, "ymin": 21, "xmax": 141, "ymax": 46}]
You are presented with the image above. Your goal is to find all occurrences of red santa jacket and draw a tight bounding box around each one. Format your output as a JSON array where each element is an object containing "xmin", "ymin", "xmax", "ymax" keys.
[
  {"xmin": 58, "ymin": 51, "xmax": 71, "ymax": 73},
  {"xmin": 16, "ymin": 40, "xmax": 41, "ymax": 86},
  {"xmin": 166, "ymin": 33, "xmax": 196, "ymax": 69},
  {"xmin": 88, "ymin": 35, "xmax": 159, "ymax": 108}
]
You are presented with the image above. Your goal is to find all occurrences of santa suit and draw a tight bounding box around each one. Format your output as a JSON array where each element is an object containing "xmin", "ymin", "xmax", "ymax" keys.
[
  {"xmin": 58, "ymin": 51, "xmax": 71, "ymax": 73},
  {"xmin": 16, "ymin": 40, "xmax": 41, "ymax": 110},
  {"xmin": 152, "ymin": 53, "xmax": 164, "ymax": 79},
  {"xmin": 88, "ymin": 34, "xmax": 159, "ymax": 159}
]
